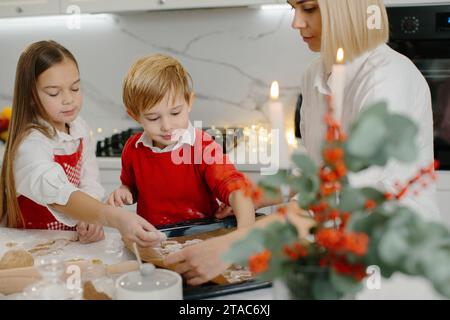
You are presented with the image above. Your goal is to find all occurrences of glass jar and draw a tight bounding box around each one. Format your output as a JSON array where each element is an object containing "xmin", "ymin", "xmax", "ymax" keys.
[{"xmin": 22, "ymin": 258, "xmax": 82, "ymax": 300}]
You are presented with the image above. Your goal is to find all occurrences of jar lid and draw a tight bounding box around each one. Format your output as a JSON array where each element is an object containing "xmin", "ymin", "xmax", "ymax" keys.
[{"xmin": 117, "ymin": 265, "xmax": 180, "ymax": 293}]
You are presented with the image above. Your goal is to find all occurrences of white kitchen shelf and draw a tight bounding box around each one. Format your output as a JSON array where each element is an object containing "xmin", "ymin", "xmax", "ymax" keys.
[
  {"xmin": 0, "ymin": 0, "xmax": 284, "ymax": 18},
  {"xmin": 60, "ymin": 0, "xmax": 284, "ymax": 13},
  {"xmin": 0, "ymin": 0, "xmax": 60, "ymax": 18}
]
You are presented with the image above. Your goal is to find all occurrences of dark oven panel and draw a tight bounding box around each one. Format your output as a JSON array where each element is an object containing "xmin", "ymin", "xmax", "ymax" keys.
[{"xmin": 388, "ymin": 5, "xmax": 450, "ymax": 169}]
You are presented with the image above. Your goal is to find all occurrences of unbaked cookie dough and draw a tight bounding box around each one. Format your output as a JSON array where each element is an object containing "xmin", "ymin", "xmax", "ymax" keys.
[{"xmin": 0, "ymin": 250, "xmax": 34, "ymax": 270}]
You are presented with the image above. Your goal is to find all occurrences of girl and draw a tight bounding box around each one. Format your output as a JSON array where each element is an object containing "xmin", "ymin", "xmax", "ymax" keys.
[
  {"xmin": 164, "ymin": 0, "xmax": 440, "ymax": 285},
  {"xmin": 0, "ymin": 40, "xmax": 164, "ymax": 247}
]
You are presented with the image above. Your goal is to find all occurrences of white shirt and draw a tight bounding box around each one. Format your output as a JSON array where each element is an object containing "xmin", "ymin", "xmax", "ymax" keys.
[
  {"xmin": 14, "ymin": 116, "xmax": 105, "ymax": 226},
  {"xmin": 134, "ymin": 122, "xmax": 196, "ymax": 153},
  {"xmin": 300, "ymin": 44, "xmax": 440, "ymax": 221}
]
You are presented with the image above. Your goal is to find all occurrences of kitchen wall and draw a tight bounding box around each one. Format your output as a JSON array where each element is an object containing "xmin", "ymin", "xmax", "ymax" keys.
[{"xmin": 0, "ymin": 6, "xmax": 317, "ymax": 141}]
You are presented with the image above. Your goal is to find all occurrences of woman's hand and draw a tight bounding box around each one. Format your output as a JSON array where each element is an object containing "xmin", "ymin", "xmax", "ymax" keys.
[
  {"xmin": 163, "ymin": 201, "xmax": 315, "ymax": 285},
  {"xmin": 76, "ymin": 222, "xmax": 105, "ymax": 244},
  {"xmin": 164, "ymin": 234, "xmax": 231, "ymax": 286},
  {"xmin": 108, "ymin": 185, "xmax": 133, "ymax": 207}
]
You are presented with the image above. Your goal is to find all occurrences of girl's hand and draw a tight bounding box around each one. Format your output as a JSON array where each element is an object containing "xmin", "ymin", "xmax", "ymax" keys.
[
  {"xmin": 115, "ymin": 210, "xmax": 166, "ymax": 248},
  {"xmin": 76, "ymin": 222, "xmax": 105, "ymax": 244},
  {"xmin": 108, "ymin": 185, "xmax": 133, "ymax": 207}
]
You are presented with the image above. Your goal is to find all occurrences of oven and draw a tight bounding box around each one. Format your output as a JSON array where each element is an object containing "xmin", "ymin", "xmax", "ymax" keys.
[{"xmin": 387, "ymin": 5, "xmax": 450, "ymax": 169}]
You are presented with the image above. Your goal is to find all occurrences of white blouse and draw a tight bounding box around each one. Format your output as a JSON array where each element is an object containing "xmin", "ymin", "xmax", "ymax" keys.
[
  {"xmin": 14, "ymin": 116, "xmax": 105, "ymax": 226},
  {"xmin": 300, "ymin": 44, "xmax": 441, "ymax": 221}
]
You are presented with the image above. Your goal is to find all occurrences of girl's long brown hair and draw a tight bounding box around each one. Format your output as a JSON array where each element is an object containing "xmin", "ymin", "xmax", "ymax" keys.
[{"xmin": 0, "ymin": 40, "xmax": 79, "ymax": 227}]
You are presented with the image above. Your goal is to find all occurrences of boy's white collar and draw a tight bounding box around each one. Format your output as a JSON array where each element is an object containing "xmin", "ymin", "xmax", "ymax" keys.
[{"xmin": 135, "ymin": 122, "xmax": 196, "ymax": 153}]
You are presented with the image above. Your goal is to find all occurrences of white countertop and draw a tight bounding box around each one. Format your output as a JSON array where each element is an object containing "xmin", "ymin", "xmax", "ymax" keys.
[{"xmin": 0, "ymin": 227, "xmax": 445, "ymax": 300}]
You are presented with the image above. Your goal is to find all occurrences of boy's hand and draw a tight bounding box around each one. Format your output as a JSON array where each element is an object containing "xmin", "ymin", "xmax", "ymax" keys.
[
  {"xmin": 76, "ymin": 222, "xmax": 105, "ymax": 244},
  {"xmin": 108, "ymin": 185, "xmax": 133, "ymax": 207},
  {"xmin": 214, "ymin": 203, "xmax": 234, "ymax": 219}
]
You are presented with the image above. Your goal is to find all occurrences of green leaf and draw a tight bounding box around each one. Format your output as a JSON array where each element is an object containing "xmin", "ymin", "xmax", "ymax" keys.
[
  {"xmin": 292, "ymin": 174, "xmax": 320, "ymax": 209},
  {"xmin": 329, "ymin": 269, "xmax": 364, "ymax": 295},
  {"xmin": 264, "ymin": 221, "xmax": 299, "ymax": 253},
  {"xmin": 361, "ymin": 187, "xmax": 387, "ymax": 206},
  {"xmin": 346, "ymin": 114, "xmax": 387, "ymax": 158},
  {"xmin": 297, "ymin": 192, "xmax": 317, "ymax": 209},
  {"xmin": 258, "ymin": 170, "xmax": 288, "ymax": 190},
  {"xmin": 295, "ymin": 175, "xmax": 320, "ymax": 194},
  {"xmin": 292, "ymin": 153, "xmax": 317, "ymax": 174},
  {"xmin": 385, "ymin": 114, "xmax": 418, "ymax": 163},
  {"xmin": 223, "ymin": 228, "xmax": 266, "ymax": 265},
  {"xmin": 344, "ymin": 151, "xmax": 369, "ymax": 172},
  {"xmin": 312, "ymin": 272, "xmax": 343, "ymax": 300},
  {"xmin": 338, "ymin": 188, "xmax": 366, "ymax": 212},
  {"xmin": 378, "ymin": 228, "xmax": 409, "ymax": 266},
  {"xmin": 343, "ymin": 101, "xmax": 420, "ymax": 172}
]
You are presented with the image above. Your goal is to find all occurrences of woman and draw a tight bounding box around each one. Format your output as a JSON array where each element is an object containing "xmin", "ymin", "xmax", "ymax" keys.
[{"xmin": 164, "ymin": 0, "xmax": 440, "ymax": 285}]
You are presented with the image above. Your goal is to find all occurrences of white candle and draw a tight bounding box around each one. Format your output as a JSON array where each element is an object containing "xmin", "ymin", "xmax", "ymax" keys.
[
  {"xmin": 268, "ymin": 81, "xmax": 290, "ymax": 170},
  {"xmin": 330, "ymin": 48, "xmax": 346, "ymax": 122}
]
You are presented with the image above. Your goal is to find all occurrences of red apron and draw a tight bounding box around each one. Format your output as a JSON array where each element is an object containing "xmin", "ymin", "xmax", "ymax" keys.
[{"xmin": 17, "ymin": 139, "xmax": 83, "ymax": 230}]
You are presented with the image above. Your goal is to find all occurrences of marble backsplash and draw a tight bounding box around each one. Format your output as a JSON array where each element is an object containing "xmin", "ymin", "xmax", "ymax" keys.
[{"xmin": 0, "ymin": 6, "xmax": 317, "ymax": 141}]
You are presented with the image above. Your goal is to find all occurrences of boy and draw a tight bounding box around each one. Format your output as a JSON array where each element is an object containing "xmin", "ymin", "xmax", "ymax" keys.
[{"xmin": 108, "ymin": 54, "xmax": 255, "ymax": 228}]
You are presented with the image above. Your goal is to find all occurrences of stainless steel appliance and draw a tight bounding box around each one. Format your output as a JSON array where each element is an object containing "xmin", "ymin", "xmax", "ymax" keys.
[{"xmin": 388, "ymin": 5, "xmax": 450, "ymax": 169}]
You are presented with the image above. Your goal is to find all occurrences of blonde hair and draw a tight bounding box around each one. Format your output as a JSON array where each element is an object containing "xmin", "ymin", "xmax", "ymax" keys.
[
  {"xmin": 123, "ymin": 54, "xmax": 193, "ymax": 118},
  {"xmin": 318, "ymin": 0, "xmax": 389, "ymax": 73},
  {"xmin": 0, "ymin": 40, "xmax": 79, "ymax": 227}
]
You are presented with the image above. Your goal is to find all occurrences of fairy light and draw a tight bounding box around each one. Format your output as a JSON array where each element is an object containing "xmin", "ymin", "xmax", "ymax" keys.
[{"xmin": 286, "ymin": 128, "xmax": 298, "ymax": 148}]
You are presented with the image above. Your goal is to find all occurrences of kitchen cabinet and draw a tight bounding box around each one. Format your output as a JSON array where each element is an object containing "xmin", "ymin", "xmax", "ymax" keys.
[
  {"xmin": 0, "ymin": 0, "xmax": 60, "ymax": 18},
  {"xmin": 60, "ymin": 0, "xmax": 283, "ymax": 14}
]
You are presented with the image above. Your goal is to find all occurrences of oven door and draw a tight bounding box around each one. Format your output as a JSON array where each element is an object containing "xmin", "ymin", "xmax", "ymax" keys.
[
  {"xmin": 389, "ymin": 39, "xmax": 450, "ymax": 169},
  {"xmin": 416, "ymin": 58, "xmax": 450, "ymax": 169}
]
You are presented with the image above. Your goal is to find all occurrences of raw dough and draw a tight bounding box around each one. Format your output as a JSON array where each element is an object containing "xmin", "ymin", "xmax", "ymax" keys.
[
  {"xmin": 0, "ymin": 250, "xmax": 34, "ymax": 270},
  {"xmin": 28, "ymin": 239, "xmax": 71, "ymax": 256},
  {"xmin": 5, "ymin": 242, "xmax": 17, "ymax": 248},
  {"xmin": 83, "ymin": 281, "xmax": 112, "ymax": 300},
  {"xmin": 140, "ymin": 237, "xmax": 254, "ymax": 285}
]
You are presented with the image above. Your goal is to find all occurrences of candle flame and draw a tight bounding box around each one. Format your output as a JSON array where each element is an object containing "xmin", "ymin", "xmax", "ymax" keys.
[
  {"xmin": 270, "ymin": 81, "xmax": 279, "ymax": 99},
  {"xmin": 337, "ymin": 48, "xmax": 344, "ymax": 64},
  {"xmin": 286, "ymin": 128, "xmax": 298, "ymax": 147}
]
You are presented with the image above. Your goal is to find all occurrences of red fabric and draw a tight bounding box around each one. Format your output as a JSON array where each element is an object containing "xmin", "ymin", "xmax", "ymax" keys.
[
  {"xmin": 121, "ymin": 129, "xmax": 246, "ymax": 227},
  {"xmin": 17, "ymin": 139, "xmax": 83, "ymax": 230}
]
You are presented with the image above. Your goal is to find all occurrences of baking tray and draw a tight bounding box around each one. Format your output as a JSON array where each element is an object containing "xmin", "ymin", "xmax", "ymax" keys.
[{"xmin": 157, "ymin": 213, "xmax": 272, "ymax": 300}]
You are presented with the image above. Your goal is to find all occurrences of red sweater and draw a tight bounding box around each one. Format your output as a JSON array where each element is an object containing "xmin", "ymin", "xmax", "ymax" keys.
[{"xmin": 121, "ymin": 129, "xmax": 246, "ymax": 227}]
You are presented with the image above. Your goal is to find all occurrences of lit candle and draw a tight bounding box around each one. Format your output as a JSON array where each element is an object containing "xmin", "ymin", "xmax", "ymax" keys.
[
  {"xmin": 268, "ymin": 81, "xmax": 290, "ymax": 170},
  {"xmin": 330, "ymin": 48, "xmax": 346, "ymax": 122}
]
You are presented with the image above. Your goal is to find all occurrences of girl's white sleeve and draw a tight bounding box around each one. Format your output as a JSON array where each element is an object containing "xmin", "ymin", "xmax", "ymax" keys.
[{"xmin": 14, "ymin": 136, "xmax": 78, "ymax": 226}]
